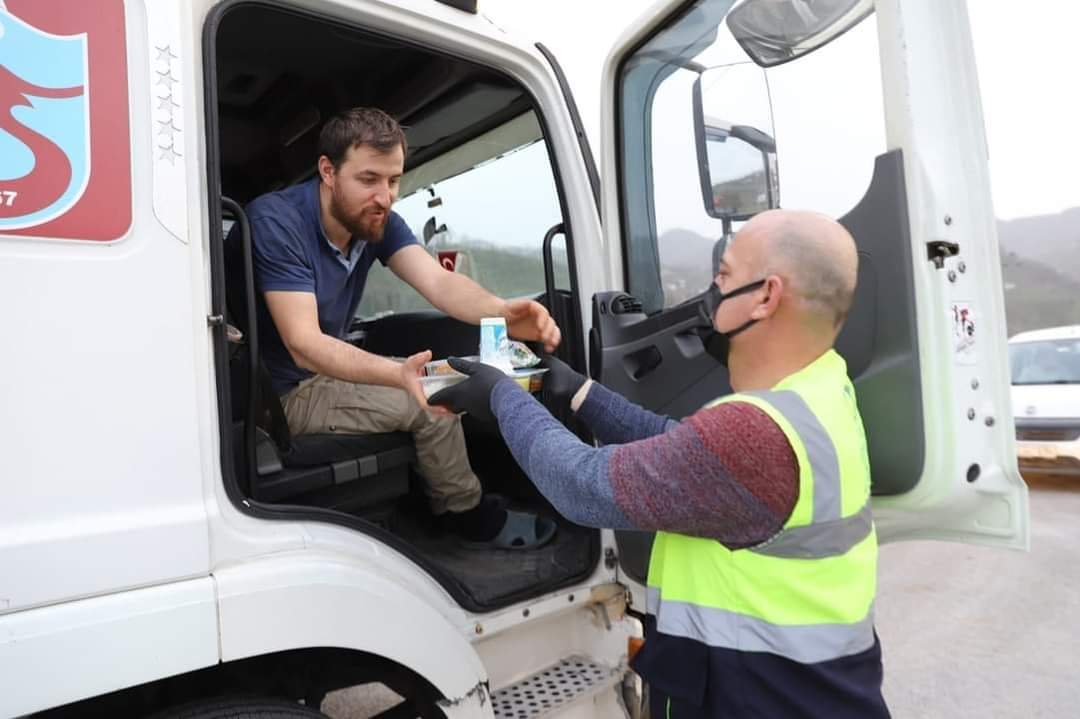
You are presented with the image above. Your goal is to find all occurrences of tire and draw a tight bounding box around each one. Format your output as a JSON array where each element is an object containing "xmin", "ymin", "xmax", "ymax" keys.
[{"xmin": 146, "ymin": 696, "xmax": 330, "ymax": 719}]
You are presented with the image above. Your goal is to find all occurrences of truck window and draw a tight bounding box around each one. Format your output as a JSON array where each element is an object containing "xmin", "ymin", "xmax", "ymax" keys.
[
  {"xmin": 619, "ymin": 2, "xmax": 886, "ymax": 311},
  {"xmin": 357, "ymin": 113, "xmax": 566, "ymax": 319}
]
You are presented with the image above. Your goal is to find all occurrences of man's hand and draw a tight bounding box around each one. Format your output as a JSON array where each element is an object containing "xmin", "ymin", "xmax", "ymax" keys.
[
  {"xmin": 399, "ymin": 350, "xmax": 451, "ymax": 416},
  {"xmin": 504, "ymin": 299, "xmax": 561, "ymax": 353},
  {"xmin": 428, "ymin": 357, "xmax": 510, "ymax": 424},
  {"xmin": 541, "ymin": 354, "xmax": 589, "ymax": 413}
]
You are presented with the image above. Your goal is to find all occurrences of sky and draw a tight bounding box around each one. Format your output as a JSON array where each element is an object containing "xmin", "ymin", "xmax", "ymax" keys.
[{"xmin": 481, "ymin": 0, "xmax": 1080, "ymax": 222}]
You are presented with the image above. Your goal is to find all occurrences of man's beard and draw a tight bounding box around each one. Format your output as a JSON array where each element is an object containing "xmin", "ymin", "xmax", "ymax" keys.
[{"xmin": 330, "ymin": 188, "xmax": 389, "ymax": 243}]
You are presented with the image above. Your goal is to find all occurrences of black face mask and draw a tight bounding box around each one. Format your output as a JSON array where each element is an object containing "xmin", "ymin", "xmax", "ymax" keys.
[{"xmin": 696, "ymin": 279, "xmax": 766, "ymax": 366}]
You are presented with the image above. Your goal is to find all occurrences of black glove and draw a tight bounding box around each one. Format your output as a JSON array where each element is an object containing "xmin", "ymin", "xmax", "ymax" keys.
[
  {"xmin": 428, "ymin": 357, "xmax": 509, "ymax": 425},
  {"xmin": 541, "ymin": 354, "xmax": 587, "ymax": 413}
]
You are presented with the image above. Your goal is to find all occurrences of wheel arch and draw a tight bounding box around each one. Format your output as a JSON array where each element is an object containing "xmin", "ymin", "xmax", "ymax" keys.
[{"xmin": 213, "ymin": 555, "xmax": 488, "ymax": 700}]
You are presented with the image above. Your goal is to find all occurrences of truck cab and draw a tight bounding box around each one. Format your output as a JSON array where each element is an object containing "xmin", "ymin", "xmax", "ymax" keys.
[{"xmin": 0, "ymin": 0, "xmax": 1027, "ymax": 717}]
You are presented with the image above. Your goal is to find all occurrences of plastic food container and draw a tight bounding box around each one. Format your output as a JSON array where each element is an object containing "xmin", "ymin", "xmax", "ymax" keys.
[
  {"xmin": 419, "ymin": 373, "xmax": 466, "ymax": 399},
  {"xmin": 419, "ymin": 359, "xmax": 547, "ymax": 399},
  {"xmin": 510, "ymin": 367, "xmax": 547, "ymax": 393}
]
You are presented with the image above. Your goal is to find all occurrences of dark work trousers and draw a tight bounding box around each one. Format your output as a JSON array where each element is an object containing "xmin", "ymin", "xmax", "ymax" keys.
[{"xmin": 634, "ymin": 617, "xmax": 891, "ymax": 718}]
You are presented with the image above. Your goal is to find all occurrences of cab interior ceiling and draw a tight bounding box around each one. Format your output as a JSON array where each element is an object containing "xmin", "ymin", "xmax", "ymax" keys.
[{"xmin": 215, "ymin": 4, "xmax": 532, "ymax": 203}]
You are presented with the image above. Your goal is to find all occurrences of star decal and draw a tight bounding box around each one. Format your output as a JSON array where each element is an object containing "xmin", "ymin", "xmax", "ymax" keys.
[
  {"xmin": 158, "ymin": 142, "xmax": 181, "ymax": 165},
  {"xmin": 157, "ymin": 120, "xmax": 181, "ymax": 142},
  {"xmin": 152, "ymin": 42, "xmax": 182, "ymax": 168}
]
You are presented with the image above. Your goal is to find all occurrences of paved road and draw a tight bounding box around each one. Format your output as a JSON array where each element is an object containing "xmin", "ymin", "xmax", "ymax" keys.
[
  {"xmin": 878, "ymin": 474, "xmax": 1080, "ymax": 718},
  {"xmin": 324, "ymin": 475, "xmax": 1080, "ymax": 718}
]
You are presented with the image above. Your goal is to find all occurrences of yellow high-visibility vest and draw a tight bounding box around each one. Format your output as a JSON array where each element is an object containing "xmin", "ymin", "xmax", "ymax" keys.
[{"xmin": 646, "ymin": 349, "xmax": 877, "ymax": 663}]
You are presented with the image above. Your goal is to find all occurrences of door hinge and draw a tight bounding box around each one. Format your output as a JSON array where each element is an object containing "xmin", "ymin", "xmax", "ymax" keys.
[
  {"xmin": 207, "ymin": 314, "xmax": 225, "ymax": 327},
  {"xmin": 926, "ymin": 240, "xmax": 960, "ymax": 269}
]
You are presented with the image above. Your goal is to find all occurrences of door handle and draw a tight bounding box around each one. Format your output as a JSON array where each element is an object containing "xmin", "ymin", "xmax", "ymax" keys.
[{"xmin": 622, "ymin": 345, "xmax": 662, "ymax": 380}]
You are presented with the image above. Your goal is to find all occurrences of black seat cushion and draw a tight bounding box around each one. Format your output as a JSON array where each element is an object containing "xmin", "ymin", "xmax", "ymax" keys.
[
  {"xmin": 284, "ymin": 431, "xmax": 412, "ymax": 467},
  {"xmin": 252, "ymin": 430, "xmax": 415, "ymax": 507}
]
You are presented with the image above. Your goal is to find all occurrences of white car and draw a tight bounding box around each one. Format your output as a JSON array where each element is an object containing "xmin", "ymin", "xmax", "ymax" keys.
[{"xmin": 1009, "ymin": 325, "xmax": 1080, "ymax": 476}]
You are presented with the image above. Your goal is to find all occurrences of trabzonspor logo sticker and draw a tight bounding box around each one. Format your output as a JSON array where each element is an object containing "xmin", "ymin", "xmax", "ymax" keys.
[
  {"xmin": 0, "ymin": 8, "xmax": 88, "ymax": 228},
  {"xmin": 0, "ymin": 0, "xmax": 130, "ymax": 241}
]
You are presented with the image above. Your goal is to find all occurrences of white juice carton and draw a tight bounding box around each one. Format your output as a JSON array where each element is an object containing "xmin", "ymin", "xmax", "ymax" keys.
[{"xmin": 480, "ymin": 317, "xmax": 513, "ymax": 372}]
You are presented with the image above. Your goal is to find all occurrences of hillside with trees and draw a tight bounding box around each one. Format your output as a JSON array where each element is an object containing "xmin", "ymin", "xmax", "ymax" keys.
[{"xmin": 353, "ymin": 210, "xmax": 1080, "ymax": 340}]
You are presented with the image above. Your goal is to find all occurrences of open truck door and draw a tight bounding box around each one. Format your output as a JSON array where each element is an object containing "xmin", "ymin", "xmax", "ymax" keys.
[{"xmin": 589, "ymin": 0, "xmax": 1029, "ymax": 599}]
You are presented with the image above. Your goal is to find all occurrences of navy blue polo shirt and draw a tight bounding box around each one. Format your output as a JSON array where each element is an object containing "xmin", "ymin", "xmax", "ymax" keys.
[{"xmin": 244, "ymin": 178, "xmax": 418, "ymax": 395}]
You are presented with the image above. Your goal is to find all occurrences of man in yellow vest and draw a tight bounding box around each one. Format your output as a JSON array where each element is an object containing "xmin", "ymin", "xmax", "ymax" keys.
[{"xmin": 431, "ymin": 209, "xmax": 889, "ymax": 717}]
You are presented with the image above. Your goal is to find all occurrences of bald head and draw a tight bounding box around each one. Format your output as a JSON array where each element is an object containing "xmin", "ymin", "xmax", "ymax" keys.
[{"xmin": 735, "ymin": 209, "xmax": 858, "ymax": 332}]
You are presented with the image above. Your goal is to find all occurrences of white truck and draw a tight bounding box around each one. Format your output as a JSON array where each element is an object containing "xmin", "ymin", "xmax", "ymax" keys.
[{"xmin": 0, "ymin": 0, "xmax": 1028, "ymax": 717}]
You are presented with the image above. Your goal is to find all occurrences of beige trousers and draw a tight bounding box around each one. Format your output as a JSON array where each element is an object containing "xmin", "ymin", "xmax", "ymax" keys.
[{"xmin": 282, "ymin": 374, "xmax": 482, "ymax": 514}]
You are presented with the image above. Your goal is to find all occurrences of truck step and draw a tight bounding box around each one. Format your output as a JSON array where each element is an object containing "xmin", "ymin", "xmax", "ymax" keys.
[{"xmin": 491, "ymin": 655, "xmax": 622, "ymax": 718}]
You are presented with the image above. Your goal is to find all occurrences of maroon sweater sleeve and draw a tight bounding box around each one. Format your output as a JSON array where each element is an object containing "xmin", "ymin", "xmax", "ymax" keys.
[{"xmin": 608, "ymin": 401, "xmax": 800, "ymax": 548}]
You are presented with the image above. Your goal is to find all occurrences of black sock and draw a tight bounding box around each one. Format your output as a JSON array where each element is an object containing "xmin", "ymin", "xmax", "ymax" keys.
[{"xmin": 442, "ymin": 496, "xmax": 507, "ymax": 542}]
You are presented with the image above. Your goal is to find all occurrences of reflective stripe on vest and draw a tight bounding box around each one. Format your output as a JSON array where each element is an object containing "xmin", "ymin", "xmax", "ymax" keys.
[
  {"xmin": 646, "ymin": 587, "xmax": 876, "ymax": 665},
  {"xmin": 753, "ymin": 502, "xmax": 873, "ymax": 559},
  {"xmin": 646, "ymin": 350, "xmax": 877, "ymax": 663},
  {"xmin": 745, "ymin": 389, "xmax": 873, "ymax": 559}
]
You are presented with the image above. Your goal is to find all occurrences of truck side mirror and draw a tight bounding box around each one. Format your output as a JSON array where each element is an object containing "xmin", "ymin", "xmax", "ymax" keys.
[
  {"xmin": 422, "ymin": 216, "xmax": 447, "ymax": 245},
  {"xmin": 692, "ymin": 66, "xmax": 779, "ymax": 222},
  {"xmin": 726, "ymin": 0, "xmax": 873, "ymax": 68}
]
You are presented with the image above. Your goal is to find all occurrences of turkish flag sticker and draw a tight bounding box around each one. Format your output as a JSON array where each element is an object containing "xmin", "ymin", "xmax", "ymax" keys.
[
  {"xmin": 0, "ymin": 0, "xmax": 132, "ymax": 241},
  {"xmin": 438, "ymin": 250, "xmax": 459, "ymax": 272}
]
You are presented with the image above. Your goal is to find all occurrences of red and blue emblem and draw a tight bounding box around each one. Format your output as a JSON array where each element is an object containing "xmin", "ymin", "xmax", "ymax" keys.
[{"xmin": 0, "ymin": 0, "xmax": 130, "ymax": 241}]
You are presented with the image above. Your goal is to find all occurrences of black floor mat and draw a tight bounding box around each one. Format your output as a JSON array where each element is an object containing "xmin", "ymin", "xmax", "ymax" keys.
[{"xmin": 389, "ymin": 504, "xmax": 600, "ymax": 608}]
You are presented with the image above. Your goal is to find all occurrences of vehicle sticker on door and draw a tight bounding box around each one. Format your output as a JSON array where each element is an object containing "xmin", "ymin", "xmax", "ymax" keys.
[
  {"xmin": 951, "ymin": 301, "xmax": 977, "ymax": 365},
  {"xmin": 438, "ymin": 250, "xmax": 459, "ymax": 271},
  {"xmin": 0, "ymin": 0, "xmax": 131, "ymax": 241}
]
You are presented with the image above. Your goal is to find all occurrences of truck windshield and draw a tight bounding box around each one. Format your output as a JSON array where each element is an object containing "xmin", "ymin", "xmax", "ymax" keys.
[{"xmin": 1010, "ymin": 339, "xmax": 1080, "ymax": 385}]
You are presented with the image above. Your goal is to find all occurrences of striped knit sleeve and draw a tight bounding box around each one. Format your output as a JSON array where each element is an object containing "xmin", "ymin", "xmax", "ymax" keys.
[
  {"xmin": 575, "ymin": 381, "xmax": 677, "ymax": 444},
  {"xmin": 491, "ymin": 380, "xmax": 800, "ymax": 548},
  {"xmin": 491, "ymin": 379, "xmax": 638, "ymax": 530},
  {"xmin": 608, "ymin": 401, "xmax": 800, "ymax": 547}
]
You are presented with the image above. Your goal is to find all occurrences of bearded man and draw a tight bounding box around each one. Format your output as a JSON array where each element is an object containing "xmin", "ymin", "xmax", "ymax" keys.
[{"xmin": 238, "ymin": 107, "xmax": 559, "ymax": 549}]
